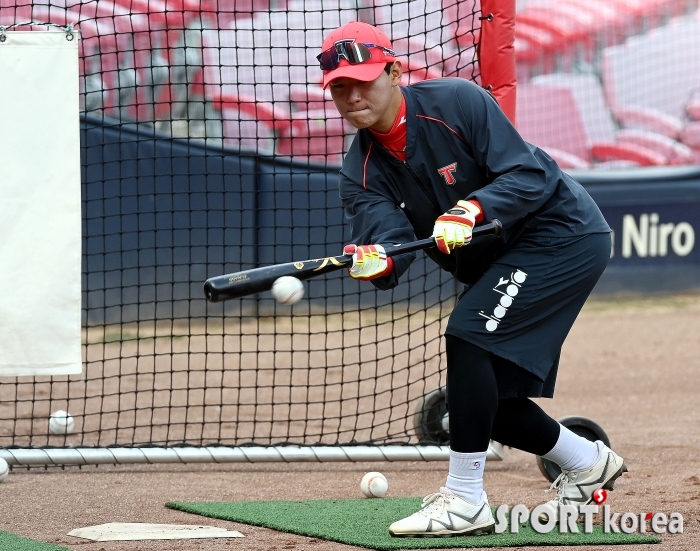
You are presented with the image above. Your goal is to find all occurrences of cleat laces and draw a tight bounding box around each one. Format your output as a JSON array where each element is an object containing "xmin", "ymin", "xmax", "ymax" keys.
[
  {"xmin": 419, "ymin": 488, "xmax": 454, "ymax": 516},
  {"xmin": 545, "ymin": 471, "xmax": 571, "ymax": 500}
]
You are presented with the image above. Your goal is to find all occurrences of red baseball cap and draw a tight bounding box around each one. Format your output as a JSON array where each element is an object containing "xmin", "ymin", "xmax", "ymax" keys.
[{"xmin": 320, "ymin": 21, "xmax": 396, "ymax": 89}]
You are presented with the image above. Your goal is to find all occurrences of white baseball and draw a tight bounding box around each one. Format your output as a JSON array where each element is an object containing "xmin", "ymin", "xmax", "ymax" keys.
[
  {"xmin": 271, "ymin": 276, "xmax": 305, "ymax": 305},
  {"xmin": 49, "ymin": 410, "xmax": 75, "ymax": 435},
  {"xmin": 0, "ymin": 458, "xmax": 9, "ymax": 482},
  {"xmin": 360, "ymin": 471, "xmax": 388, "ymax": 498}
]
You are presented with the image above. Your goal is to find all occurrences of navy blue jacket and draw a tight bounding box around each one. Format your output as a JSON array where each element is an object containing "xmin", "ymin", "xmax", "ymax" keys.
[{"xmin": 339, "ymin": 78, "xmax": 610, "ymax": 289}]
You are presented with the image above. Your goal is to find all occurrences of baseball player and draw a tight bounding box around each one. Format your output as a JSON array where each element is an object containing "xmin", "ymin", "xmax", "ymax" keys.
[{"xmin": 318, "ymin": 21, "xmax": 627, "ymax": 537}]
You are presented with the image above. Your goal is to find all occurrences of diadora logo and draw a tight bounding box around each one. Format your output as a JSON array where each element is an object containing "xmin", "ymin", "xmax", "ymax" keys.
[
  {"xmin": 478, "ymin": 270, "xmax": 528, "ymax": 332},
  {"xmin": 437, "ymin": 162, "xmax": 457, "ymax": 185}
]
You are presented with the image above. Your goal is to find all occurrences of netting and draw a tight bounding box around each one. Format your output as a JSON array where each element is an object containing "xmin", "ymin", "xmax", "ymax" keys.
[
  {"xmin": 514, "ymin": 0, "xmax": 700, "ymax": 169},
  {"xmin": 0, "ymin": 0, "xmax": 483, "ymax": 452}
]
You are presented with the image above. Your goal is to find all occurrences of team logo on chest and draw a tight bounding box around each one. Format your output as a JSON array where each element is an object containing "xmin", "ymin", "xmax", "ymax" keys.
[{"xmin": 437, "ymin": 162, "xmax": 458, "ymax": 185}]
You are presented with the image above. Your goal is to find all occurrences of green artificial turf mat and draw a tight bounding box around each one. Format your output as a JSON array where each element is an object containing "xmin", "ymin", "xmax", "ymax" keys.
[
  {"xmin": 0, "ymin": 531, "xmax": 71, "ymax": 551},
  {"xmin": 167, "ymin": 498, "xmax": 661, "ymax": 549}
]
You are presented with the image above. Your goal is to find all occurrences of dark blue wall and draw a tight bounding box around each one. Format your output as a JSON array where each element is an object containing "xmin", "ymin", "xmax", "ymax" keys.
[
  {"xmin": 81, "ymin": 117, "xmax": 700, "ymax": 323},
  {"xmin": 574, "ymin": 167, "xmax": 700, "ymax": 294},
  {"xmin": 81, "ymin": 117, "xmax": 455, "ymax": 324}
]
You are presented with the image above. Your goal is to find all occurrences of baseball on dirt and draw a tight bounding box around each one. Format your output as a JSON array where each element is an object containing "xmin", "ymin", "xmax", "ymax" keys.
[
  {"xmin": 0, "ymin": 458, "xmax": 9, "ymax": 482},
  {"xmin": 271, "ymin": 276, "xmax": 304, "ymax": 305},
  {"xmin": 49, "ymin": 410, "xmax": 75, "ymax": 435},
  {"xmin": 360, "ymin": 471, "xmax": 388, "ymax": 498}
]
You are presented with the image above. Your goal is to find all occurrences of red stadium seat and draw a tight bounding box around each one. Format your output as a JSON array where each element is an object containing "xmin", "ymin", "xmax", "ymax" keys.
[
  {"xmin": 202, "ymin": 0, "xmax": 275, "ymax": 28},
  {"xmin": 542, "ymin": 148, "xmax": 592, "ymax": 170},
  {"xmin": 601, "ymin": 17, "xmax": 700, "ymax": 124},
  {"xmin": 517, "ymin": 76, "xmax": 686, "ymax": 167},
  {"xmin": 517, "ymin": 84, "xmax": 591, "ymax": 161},
  {"xmin": 686, "ymin": 90, "xmax": 700, "ymax": 120},
  {"xmin": 276, "ymin": 110, "xmax": 347, "ymax": 164},
  {"xmin": 616, "ymin": 129, "xmax": 697, "ymax": 165},
  {"xmin": 213, "ymin": 92, "xmax": 291, "ymax": 154},
  {"xmin": 516, "ymin": 7, "xmax": 595, "ymax": 64},
  {"xmin": 514, "ymin": 22, "xmax": 560, "ymax": 76},
  {"xmin": 533, "ymin": 72, "xmax": 698, "ymax": 165},
  {"xmin": 288, "ymin": 86, "xmax": 335, "ymax": 113},
  {"xmin": 680, "ymin": 122, "xmax": 700, "ymax": 149}
]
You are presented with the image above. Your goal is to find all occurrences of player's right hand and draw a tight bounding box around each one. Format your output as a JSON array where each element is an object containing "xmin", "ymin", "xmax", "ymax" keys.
[{"xmin": 343, "ymin": 244, "xmax": 394, "ymax": 280}]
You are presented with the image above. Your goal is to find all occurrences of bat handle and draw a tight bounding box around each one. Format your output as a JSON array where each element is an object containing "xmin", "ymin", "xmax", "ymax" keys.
[{"xmin": 384, "ymin": 219, "xmax": 502, "ymax": 257}]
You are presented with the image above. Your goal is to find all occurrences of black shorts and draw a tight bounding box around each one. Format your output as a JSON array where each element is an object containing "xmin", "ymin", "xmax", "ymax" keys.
[{"xmin": 446, "ymin": 232, "xmax": 611, "ymax": 398}]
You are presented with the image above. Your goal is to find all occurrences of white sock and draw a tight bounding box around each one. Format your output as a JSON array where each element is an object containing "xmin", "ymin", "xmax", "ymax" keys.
[
  {"xmin": 543, "ymin": 424, "xmax": 600, "ymax": 472},
  {"xmin": 445, "ymin": 449, "xmax": 487, "ymax": 505}
]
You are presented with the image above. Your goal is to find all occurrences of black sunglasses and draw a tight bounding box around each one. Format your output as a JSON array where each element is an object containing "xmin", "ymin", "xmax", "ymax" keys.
[{"xmin": 317, "ymin": 40, "xmax": 396, "ymax": 71}]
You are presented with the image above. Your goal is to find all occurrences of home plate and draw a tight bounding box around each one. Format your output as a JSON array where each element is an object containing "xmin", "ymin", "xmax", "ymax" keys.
[{"xmin": 68, "ymin": 523, "xmax": 245, "ymax": 541}]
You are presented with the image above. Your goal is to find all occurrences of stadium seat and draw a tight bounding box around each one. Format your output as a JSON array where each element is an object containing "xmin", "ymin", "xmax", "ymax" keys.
[
  {"xmin": 601, "ymin": 15, "xmax": 700, "ymax": 152},
  {"xmin": 685, "ymin": 90, "xmax": 700, "ymax": 120},
  {"xmin": 516, "ymin": 6, "xmax": 596, "ymax": 68},
  {"xmin": 276, "ymin": 109, "xmax": 347, "ymax": 164},
  {"xmin": 601, "ymin": 15, "xmax": 700, "ymax": 122},
  {"xmin": 373, "ymin": 0, "xmax": 457, "ymax": 76},
  {"xmin": 202, "ymin": 0, "xmax": 276, "ymax": 28},
  {"xmin": 440, "ymin": 0, "xmax": 480, "ymax": 48},
  {"xmin": 679, "ymin": 122, "xmax": 700, "ymax": 150},
  {"xmin": 518, "ymin": 79, "xmax": 676, "ymax": 167},
  {"xmin": 514, "ymin": 22, "xmax": 560, "ymax": 71},
  {"xmin": 288, "ymin": 86, "xmax": 335, "ymax": 113},
  {"xmin": 615, "ymin": 129, "xmax": 698, "ymax": 165},
  {"xmin": 532, "ymin": 72, "xmax": 697, "ymax": 165},
  {"xmin": 540, "ymin": 148, "xmax": 592, "ymax": 170},
  {"xmin": 212, "ymin": 92, "xmax": 291, "ymax": 154}
]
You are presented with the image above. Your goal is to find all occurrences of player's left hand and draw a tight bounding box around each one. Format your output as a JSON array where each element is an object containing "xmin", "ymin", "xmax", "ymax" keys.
[{"xmin": 432, "ymin": 200, "xmax": 482, "ymax": 254}]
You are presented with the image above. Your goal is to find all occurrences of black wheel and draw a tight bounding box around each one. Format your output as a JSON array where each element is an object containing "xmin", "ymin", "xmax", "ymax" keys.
[
  {"xmin": 414, "ymin": 386, "xmax": 449, "ymax": 444},
  {"xmin": 536, "ymin": 416, "xmax": 612, "ymax": 483}
]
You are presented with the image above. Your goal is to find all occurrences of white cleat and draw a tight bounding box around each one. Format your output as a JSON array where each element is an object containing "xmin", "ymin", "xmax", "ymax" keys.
[
  {"xmin": 389, "ymin": 488, "xmax": 495, "ymax": 537},
  {"xmin": 539, "ymin": 440, "xmax": 628, "ymax": 523}
]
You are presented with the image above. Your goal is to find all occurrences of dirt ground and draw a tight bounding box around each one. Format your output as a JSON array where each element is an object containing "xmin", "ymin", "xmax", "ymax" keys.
[{"xmin": 1, "ymin": 294, "xmax": 699, "ymax": 551}]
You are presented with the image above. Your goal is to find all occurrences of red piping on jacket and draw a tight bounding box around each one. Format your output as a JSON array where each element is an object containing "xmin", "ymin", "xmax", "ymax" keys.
[
  {"xmin": 416, "ymin": 114, "xmax": 465, "ymax": 142},
  {"xmin": 363, "ymin": 142, "xmax": 373, "ymax": 189}
]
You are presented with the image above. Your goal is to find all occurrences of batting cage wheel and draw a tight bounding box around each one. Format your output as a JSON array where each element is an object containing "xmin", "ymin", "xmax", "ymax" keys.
[
  {"xmin": 414, "ymin": 386, "xmax": 450, "ymax": 445},
  {"xmin": 535, "ymin": 416, "xmax": 611, "ymax": 483}
]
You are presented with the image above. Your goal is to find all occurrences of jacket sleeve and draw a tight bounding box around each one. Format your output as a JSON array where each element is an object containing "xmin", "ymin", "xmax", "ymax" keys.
[
  {"xmin": 454, "ymin": 82, "xmax": 562, "ymax": 230},
  {"xmin": 339, "ymin": 172, "xmax": 416, "ymax": 290}
]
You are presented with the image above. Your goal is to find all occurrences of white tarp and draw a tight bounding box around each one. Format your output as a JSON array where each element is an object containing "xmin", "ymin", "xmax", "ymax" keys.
[{"xmin": 0, "ymin": 30, "xmax": 82, "ymax": 376}]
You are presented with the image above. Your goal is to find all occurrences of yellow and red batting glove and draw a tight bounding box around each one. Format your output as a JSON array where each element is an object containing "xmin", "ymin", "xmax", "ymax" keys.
[
  {"xmin": 432, "ymin": 200, "xmax": 483, "ymax": 254},
  {"xmin": 343, "ymin": 244, "xmax": 394, "ymax": 280}
]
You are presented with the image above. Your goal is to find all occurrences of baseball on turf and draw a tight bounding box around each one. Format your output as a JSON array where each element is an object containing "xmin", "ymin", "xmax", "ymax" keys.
[
  {"xmin": 0, "ymin": 458, "xmax": 9, "ymax": 482},
  {"xmin": 271, "ymin": 276, "xmax": 304, "ymax": 305},
  {"xmin": 360, "ymin": 471, "xmax": 388, "ymax": 498},
  {"xmin": 49, "ymin": 410, "xmax": 75, "ymax": 435}
]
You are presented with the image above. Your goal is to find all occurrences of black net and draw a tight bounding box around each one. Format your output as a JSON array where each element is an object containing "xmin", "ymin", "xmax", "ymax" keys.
[{"xmin": 0, "ymin": 0, "xmax": 482, "ymax": 451}]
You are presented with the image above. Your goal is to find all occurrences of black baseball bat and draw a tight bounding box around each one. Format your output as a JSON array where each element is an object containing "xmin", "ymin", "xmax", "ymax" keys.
[{"xmin": 204, "ymin": 219, "xmax": 502, "ymax": 303}]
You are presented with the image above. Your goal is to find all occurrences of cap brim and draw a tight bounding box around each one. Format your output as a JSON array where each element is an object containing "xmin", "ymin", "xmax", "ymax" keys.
[{"xmin": 322, "ymin": 62, "xmax": 387, "ymax": 89}]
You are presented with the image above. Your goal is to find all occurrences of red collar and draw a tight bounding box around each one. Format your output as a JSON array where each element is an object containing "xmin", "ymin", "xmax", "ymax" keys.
[{"xmin": 369, "ymin": 94, "xmax": 407, "ymax": 161}]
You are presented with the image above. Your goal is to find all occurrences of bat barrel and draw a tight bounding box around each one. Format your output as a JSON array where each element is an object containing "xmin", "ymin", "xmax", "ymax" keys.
[
  {"xmin": 204, "ymin": 273, "xmax": 255, "ymax": 303},
  {"xmin": 204, "ymin": 266, "xmax": 284, "ymax": 303}
]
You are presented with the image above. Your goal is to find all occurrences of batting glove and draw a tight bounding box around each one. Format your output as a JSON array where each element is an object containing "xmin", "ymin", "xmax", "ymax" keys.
[
  {"xmin": 343, "ymin": 244, "xmax": 394, "ymax": 280},
  {"xmin": 433, "ymin": 200, "xmax": 483, "ymax": 254}
]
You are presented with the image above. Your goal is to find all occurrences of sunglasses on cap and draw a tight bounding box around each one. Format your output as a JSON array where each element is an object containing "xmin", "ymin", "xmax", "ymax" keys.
[{"xmin": 317, "ymin": 40, "xmax": 396, "ymax": 71}]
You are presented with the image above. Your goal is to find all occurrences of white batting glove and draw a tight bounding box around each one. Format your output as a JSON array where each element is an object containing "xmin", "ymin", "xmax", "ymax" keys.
[
  {"xmin": 432, "ymin": 200, "xmax": 482, "ymax": 254},
  {"xmin": 343, "ymin": 244, "xmax": 394, "ymax": 280}
]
